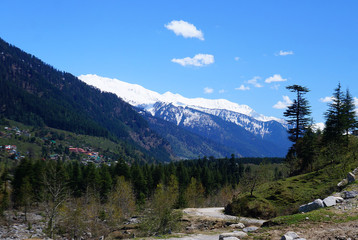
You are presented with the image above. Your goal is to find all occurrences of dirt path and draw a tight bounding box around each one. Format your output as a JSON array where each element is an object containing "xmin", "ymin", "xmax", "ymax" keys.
[{"xmin": 183, "ymin": 207, "xmax": 266, "ymax": 226}]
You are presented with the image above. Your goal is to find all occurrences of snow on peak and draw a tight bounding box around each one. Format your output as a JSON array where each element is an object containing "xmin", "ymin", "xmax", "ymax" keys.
[{"xmin": 78, "ymin": 74, "xmax": 280, "ymax": 122}]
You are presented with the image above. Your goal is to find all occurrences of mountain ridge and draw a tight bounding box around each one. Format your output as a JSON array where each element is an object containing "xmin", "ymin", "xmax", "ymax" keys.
[
  {"xmin": 78, "ymin": 74, "xmax": 284, "ymax": 123},
  {"xmin": 79, "ymin": 74, "xmax": 292, "ymax": 157}
]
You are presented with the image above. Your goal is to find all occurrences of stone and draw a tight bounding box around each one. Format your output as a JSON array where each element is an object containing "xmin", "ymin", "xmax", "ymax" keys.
[
  {"xmin": 347, "ymin": 172, "xmax": 356, "ymax": 183},
  {"xmin": 299, "ymin": 199, "xmax": 324, "ymax": 213},
  {"xmin": 343, "ymin": 191, "xmax": 358, "ymax": 199},
  {"xmin": 337, "ymin": 179, "xmax": 348, "ymax": 188},
  {"xmin": 243, "ymin": 226, "xmax": 259, "ymax": 232},
  {"xmin": 228, "ymin": 223, "xmax": 245, "ymax": 229},
  {"xmin": 219, "ymin": 231, "xmax": 248, "ymax": 240},
  {"xmin": 280, "ymin": 231, "xmax": 307, "ymax": 240},
  {"xmin": 335, "ymin": 196, "xmax": 344, "ymax": 203},
  {"xmin": 323, "ymin": 196, "xmax": 337, "ymax": 207},
  {"xmin": 221, "ymin": 237, "xmax": 239, "ymax": 240},
  {"xmin": 352, "ymin": 167, "xmax": 358, "ymax": 175},
  {"xmin": 281, "ymin": 231, "xmax": 299, "ymax": 240}
]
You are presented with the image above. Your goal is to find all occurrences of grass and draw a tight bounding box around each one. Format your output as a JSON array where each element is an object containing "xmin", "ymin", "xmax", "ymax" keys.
[
  {"xmin": 268, "ymin": 207, "xmax": 358, "ymax": 226},
  {"xmin": 228, "ymin": 159, "xmax": 358, "ymax": 218},
  {"xmin": 254, "ymin": 164, "xmax": 351, "ymax": 216}
]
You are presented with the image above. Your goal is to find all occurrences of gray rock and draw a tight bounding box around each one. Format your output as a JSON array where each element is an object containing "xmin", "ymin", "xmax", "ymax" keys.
[
  {"xmin": 347, "ymin": 172, "xmax": 356, "ymax": 183},
  {"xmin": 281, "ymin": 231, "xmax": 307, "ymax": 240},
  {"xmin": 337, "ymin": 179, "xmax": 348, "ymax": 188},
  {"xmin": 335, "ymin": 196, "xmax": 344, "ymax": 203},
  {"xmin": 352, "ymin": 167, "xmax": 358, "ymax": 175},
  {"xmin": 228, "ymin": 223, "xmax": 245, "ymax": 229},
  {"xmin": 343, "ymin": 191, "xmax": 358, "ymax": 199},
  {"xmin": 323, "ymin": 196, "xmax": 337, "ymax": 207},
  {"xmin": 281, "ymin": 231, "xmax": 299, "ymax": 240},
  {"xmin": 243, "ymin": 226, "xmax": 259, "ymax": 232},
  {"xmin": 219, "ymin": 231, "xmax": 248, "ymax": 240},
  {"xmin": 221, "ymin": 237, "xmax": 239, "ymax": 240},
  {"xmin": 299, "ymin": 199, "xmax": 324, "ymax": 213}
]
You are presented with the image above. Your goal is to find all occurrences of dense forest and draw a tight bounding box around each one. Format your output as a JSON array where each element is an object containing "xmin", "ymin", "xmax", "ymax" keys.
[{"xmin": 0, "ymin": 153, "xmax": 285, "ymax": 238}]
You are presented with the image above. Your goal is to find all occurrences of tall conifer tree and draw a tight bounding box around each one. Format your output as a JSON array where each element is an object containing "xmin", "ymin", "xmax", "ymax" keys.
[
  {"xmin": 324, "ymin": 83, "xmax": 357, "ymax": 145},
  {"xmin": 284, "ymin": 85, "xmax": 311, "ymax": 142}
]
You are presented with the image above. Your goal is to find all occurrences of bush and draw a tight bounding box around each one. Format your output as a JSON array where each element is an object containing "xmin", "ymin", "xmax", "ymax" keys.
[{"xmin": 225, "ymin": 195, "xmax": 277, "ymax": 219}]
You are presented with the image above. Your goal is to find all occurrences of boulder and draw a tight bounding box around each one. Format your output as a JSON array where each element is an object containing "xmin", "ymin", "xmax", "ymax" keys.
[
  {"xmin": 281, "ymin": 231, "xmax": 306, "ymax": 240},
  {"xmin": 334, "ymin": 196, "xmax": 344, "ymax": 203},
  {"xmin": 281, "ymin": 231, "xmax": 299, "ymax": 240},
  {"xmin": 220, "ymin": 237, "xmax": 239, "ymax": 240},
  {"xmin": 337, "ymin": 179, "xmax": 348, "ymax": 188},
  {"xmin": 299, "ymin": 199, "xmax": 324, "ymax": 213},
  {"xmin": 243, "ymin": 226, "xmax": 259, "ymax": 232},
  {"xmin": 323, "ymin": 196, "xmax": 337, "ymax": 207},
  {"xmin": 347, "ymin": 172, "xmax": 356, "ymax": 183},
  {"xmin": 219, "ymin": 231, "xmax": 248, "ymax": 240},
  {"xmin": 352, "ymin": 167, "xmax": 358, "ymax": 175},
  {"xmin": 343, "ymin": 191, "xmax": 358, "ymax": 199},
  {"xmin": 228, "ymin": 223, "xmax": 245, "ymax": 229}
]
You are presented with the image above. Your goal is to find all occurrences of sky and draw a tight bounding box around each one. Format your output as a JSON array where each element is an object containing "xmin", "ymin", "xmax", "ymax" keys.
[{"xmin": 1, "ymin": 0, "xmax": 358, "ymax": 125}]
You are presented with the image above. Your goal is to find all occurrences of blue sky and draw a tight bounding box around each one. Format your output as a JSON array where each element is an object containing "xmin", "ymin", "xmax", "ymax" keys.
[{"xmin": 1, "ymin": 1, "xmax": 358, "ymax": 124}]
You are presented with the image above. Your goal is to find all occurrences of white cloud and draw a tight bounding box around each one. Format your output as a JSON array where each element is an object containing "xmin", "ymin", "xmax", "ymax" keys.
[
  {"xmin": 234, "ymin": 57, "xmax": 240, "ymax": 61},
  {"xmin": 247, "ymin": 76, "xmax": 263, "ymax": 88},
  {"xmin": 265, "ymin": 74, "xmax": 287, "ymax": 83},
  {"xmin": 171, "ymin": 54, "xmax": 214, "ymax": 67},
  {"xmin": 219, "ymin": 89, "xmax": 225, "ymax": 94},
  {"xmin": 273, "ymin": 95, "xmax": 293, "ymax": 109},
  {"xmin": 320, "ymin": 96, "xmax": 334, "ymax": 103},
  {"xmin": 235, "ymin": 85, "xmax": 250, "ymax": 91},
  {"xmin": 276, "ymin": 50, "xmax": 294, "ymax": 56},
  {"xmin": 204, "ymin": 87, "xmax": 214, "ymax": 94},
  {"xmin": 165, "ymin": 20, "xmax": 204, "ymax": 40}
]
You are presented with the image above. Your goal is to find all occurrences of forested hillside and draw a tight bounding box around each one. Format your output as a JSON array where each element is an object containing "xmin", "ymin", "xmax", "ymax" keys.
[{"xmin": 0, "ymin": 38, "xmax": 173, "ymax": 163}]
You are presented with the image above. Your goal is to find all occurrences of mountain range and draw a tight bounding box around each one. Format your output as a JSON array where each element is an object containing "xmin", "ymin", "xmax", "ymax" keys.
[
  {"xmin": 0, "ymin": 35, "xmax": 291, "ymax": 160},
  {"xmin": 79, "ymin": 74, "xmax": 292, "ymax": 158}
]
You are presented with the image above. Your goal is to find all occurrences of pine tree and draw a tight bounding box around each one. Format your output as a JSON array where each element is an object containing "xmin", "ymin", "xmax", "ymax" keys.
[
  {"xmin": 284, "ymin": 85, "xmax": 311, "ymax": 142},
  {"xmin": 342, "ymin": 89, "xmax": 357, "ymax": 142},
  {"xmin": 324, "ymin": 83, "xmax": 345, "ymax": 143},
  {"xmin": 324, "ymin": 83, "xmax": 357, "ymax": 146}
]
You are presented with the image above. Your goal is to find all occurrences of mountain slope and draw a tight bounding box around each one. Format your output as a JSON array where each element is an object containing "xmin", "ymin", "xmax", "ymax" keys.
[
  {"xmin": 79, "ymin": 74, "xmax": 292, "ymax": 157},
  {"xmin": 0, "ymin": 37, "xmax": 173, "ymax": 163},
  {"xmin": 141, "ymin": 111, "xmax": 236, "ymax": 159}
]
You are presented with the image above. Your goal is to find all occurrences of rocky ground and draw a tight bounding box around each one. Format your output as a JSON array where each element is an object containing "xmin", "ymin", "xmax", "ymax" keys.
[{"xmin": 2, "ymin": 188, "xmax": 358, "ymax": 240}]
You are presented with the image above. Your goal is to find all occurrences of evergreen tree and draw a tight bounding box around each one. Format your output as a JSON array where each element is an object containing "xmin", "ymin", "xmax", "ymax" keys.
[
  {"xmin": 324, "ymin": 83, "xmax": 357, "ymax": 145},
  {"xmin": 295, "ymin": 127, "xmax": 318, "ymax": 172},
  {"xmin": 284, "ymin": 85, "xmax": 311, "ymax": 142},
  {"xmin": 342, "ymin": 89, "xmax": 357, "ymax": 141}
]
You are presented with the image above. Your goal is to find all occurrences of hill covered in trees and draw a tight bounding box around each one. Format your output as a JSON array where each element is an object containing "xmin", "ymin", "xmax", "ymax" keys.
[{"xmin": 0, "ymin": 37, "xmax": 173, "ymax": 163}]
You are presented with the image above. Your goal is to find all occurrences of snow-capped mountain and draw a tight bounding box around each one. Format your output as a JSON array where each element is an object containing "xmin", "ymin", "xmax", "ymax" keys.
[{"xmin": 79, "ymin": 74, "xmax": 291, "ymax": 157}]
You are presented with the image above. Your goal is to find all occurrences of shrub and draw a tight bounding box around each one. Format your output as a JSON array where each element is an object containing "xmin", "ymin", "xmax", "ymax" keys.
[{"xmin": 225, "ymin": 195, "xmax": 277, "ymax": 219}]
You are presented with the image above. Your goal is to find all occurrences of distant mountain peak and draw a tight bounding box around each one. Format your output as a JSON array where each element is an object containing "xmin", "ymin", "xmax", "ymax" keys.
[
  {"xmin": 78, "ymin": 74, "xmax": 282, "ymax": 123},
  {"xmin": 78, "ymin": 74, "xmax": 291, "ymax": 157}
]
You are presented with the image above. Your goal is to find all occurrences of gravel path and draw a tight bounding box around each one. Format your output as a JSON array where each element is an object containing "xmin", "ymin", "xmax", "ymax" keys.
[
  {"xmin": 158, "ymin": 233, "xmax": 221, "ymax": 240},
  {"xmin": 183, "ymin": 207, "xmax": 266, "ymax": 226}
]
